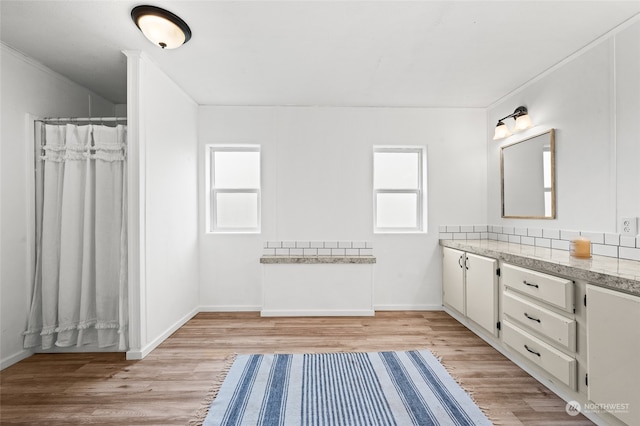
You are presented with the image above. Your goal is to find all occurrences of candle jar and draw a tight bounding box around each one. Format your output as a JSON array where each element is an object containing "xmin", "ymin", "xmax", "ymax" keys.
[{"xmin": 570, "ymin": 237, "xmax": 591, "ymax": 259}]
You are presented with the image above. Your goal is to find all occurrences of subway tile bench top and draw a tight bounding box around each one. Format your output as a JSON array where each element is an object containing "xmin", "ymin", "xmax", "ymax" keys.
[
  {"xmin": 263, "ymin": 241, "xmax": 373, "ymax": 258},
  {"xmin": 260, "ymin": 255, "xmax": 376, "ymax": 264}
]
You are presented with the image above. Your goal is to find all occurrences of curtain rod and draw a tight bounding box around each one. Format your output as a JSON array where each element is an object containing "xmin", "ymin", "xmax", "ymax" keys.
[{"xmin": 37, "ymin": 117, "xmax": 127, "ymax": 123}]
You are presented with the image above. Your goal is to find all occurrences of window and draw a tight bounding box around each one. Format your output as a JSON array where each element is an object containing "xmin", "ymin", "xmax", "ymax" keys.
[
  {"xmin": 206, "ymin": 145, "xmax": 261, "ymax": 233},
  {"xmin": 373, "ymin": 146, "xmax": 427, "ymax": 233}
]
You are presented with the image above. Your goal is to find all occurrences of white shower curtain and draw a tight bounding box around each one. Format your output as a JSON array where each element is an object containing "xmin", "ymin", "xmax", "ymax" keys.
[{"xmin": 24, "ymin": 123, "xmax": 128, "ymax": 351}]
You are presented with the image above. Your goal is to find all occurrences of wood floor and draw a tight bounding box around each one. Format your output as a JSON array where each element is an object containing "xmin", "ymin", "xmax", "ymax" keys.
[{"xmin": 0, "ymin": 311, "xmax": 593, "ymax": 425}]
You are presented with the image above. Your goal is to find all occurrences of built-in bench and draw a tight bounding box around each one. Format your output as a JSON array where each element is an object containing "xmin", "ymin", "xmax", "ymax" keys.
[{"xmin": 260, "ymin": 241, "xmax": 376, "ymax": 316}]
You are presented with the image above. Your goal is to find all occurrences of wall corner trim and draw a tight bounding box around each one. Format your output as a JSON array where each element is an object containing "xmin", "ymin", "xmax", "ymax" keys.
[
  {"xmin": 126, "ymin": 307, "xmax": 198, "ymax": 361},
  {"xmin": 1, "ymin": 349, "xmax": 34, "ymax": 371}
]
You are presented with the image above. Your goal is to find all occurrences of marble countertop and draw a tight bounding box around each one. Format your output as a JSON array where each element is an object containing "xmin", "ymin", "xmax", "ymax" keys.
[
  {"xmin": 440, "ymin": 239, "xmax": 640, "ymax": 297},
  {"xmin": 260, "ymin": 256, "xmax": 376, "ymax": 264}
]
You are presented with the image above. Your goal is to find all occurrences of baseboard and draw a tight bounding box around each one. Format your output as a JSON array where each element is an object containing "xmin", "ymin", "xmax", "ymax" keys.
[
  {"xmin": 34, "ymin": 346, "xmax": 122, "ymax": 354},
  {"xmin": 200, "ymin": 305, "xmax": 442, "ymax": 313},
  {"xmin": 442, "ymin": 305, "xmax": 465, "ymax": 322},
  {"xmin": 261, "ymin": 309, "xmax": 375, "ymax": 317},
  {"xmin": 374, "ymin": 304, "xmax": 443, "ymax": 311},
  {"xmin": 199, "ymin": 305, "xmax": 261, "ymax": 312},
  {"xmin": 1, "ymin": 349, "xmax": 34, "ymax": 370},
  {"xmin": 126, "ymin": 307, "xmax": 199, "ymax": 360}
]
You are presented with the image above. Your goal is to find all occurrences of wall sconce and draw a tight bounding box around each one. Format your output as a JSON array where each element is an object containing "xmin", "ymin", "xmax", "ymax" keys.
[
  {"xmin": 493, "ymin": 106, "xmax": 533, "ymax": 140},
  {"xmin": 131, "ymin": 5, "xmax": 192, "ymax": 49}
]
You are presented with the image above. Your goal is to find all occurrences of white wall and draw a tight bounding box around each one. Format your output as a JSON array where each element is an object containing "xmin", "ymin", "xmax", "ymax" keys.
[
  {"xmin": 615, "ymin": 21, "xmax": 640, "ymax": 227},
  {"xmin": 0, "ymin": 44, "xmax": 115, "ymax": 368},
  {"xmin": 198, "ymin": 106, "xmax": 486, "ymax": 311},
  {"xmin": 487, "ymin": 19, "xmax": 640, "ymax": 232},
  {"xmin": 125, "ymin": 52, "xmax": 199, "ymax": 359}
]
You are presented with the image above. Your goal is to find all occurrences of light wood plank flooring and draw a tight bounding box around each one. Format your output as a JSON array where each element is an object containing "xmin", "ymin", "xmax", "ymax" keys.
[{"xmin": 0, "ymin": 311, "xmax": 593, "ymax": 425}]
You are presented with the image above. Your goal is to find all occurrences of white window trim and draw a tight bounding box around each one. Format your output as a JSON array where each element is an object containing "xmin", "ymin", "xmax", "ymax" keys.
[
  {"xmin": 205, "ymin": 144, "xmax": 261, "ymax": 234},
  {"xmin": 373, "ymin": 146, "xmax": 427, "ymax": 234}
]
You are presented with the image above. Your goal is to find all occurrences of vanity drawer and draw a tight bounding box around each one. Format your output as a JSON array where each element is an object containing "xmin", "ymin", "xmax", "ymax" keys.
[
  {"xmin": 503, "ymin": 320, "xmax": 576, "ymax": 390},
  {"xmin": 503, "ymin": 291, "xmax": 576, "ymax": 352},
  {"xmin": 502, "ymin": 263, "xmax": 574, "ymax": 312}
]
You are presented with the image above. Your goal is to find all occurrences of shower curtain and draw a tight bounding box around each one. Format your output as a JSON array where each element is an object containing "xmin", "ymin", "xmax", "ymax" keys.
[{"xmin": 23, "ymin": 123, "xmax": 128, "ymax": 351}]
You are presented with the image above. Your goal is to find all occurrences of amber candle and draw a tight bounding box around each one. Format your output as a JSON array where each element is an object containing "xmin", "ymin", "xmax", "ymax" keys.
[{"xmin": 570, "ymin": 237, "xmax": 591, "ymax": 259}]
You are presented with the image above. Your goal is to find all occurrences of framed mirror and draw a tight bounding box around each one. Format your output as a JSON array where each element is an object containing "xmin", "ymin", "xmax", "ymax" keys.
[{"xmin": 501, "ymin": 129, "xmax": 556, "ymax": 219}]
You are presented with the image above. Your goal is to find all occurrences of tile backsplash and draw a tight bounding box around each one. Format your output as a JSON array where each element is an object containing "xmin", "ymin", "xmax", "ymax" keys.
[
  {"xmin": 439, "ymin": 225, "xmax": 640, "ymax": 262},
  {"xmin": 263, "ymin": 241, "xmax": 373, "ymax": 257}
]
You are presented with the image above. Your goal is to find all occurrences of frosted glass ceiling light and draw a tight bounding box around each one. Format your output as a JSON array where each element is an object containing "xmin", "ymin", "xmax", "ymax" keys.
[
  {"xmin": 132, "ymin": 5, "xmax": 192, "ymax": 49},
  {"xmin": 493, "ymin": 106, "xmax": 532, "ymax": 140}
]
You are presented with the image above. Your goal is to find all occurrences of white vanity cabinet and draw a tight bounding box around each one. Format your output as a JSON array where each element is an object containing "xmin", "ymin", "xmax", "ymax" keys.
[
  {"xmin": 442, "ymin": 247, "xmax": 498, "ymax": 336},
  {"xmin": 440, "ymin": 239, "xmax": 640, "ymax": 425},
  {"xmin": 586, "ymin": 285, "xmax": 640, "ymax": 425},
  {"xmin": 501, "ymin": 263, "xmax": 578, "ymax": 390}
]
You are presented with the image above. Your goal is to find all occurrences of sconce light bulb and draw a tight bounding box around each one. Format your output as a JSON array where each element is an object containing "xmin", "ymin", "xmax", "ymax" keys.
[
  {"xmin": 514, "ymin": 114, "xmax": 533, "ymax": 131},
  {"xmin": 493, "ymin": 122, "xmax": 511, "ymax": 140}
]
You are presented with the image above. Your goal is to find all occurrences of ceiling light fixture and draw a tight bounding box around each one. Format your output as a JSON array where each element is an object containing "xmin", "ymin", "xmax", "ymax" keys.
[
  {"xmin": 131, "ymin": 5, "xmax": 192, "ymax": 49},
  {"xmin": 493, "ymin": 106, "xmax": 533, "ymax": 140}
]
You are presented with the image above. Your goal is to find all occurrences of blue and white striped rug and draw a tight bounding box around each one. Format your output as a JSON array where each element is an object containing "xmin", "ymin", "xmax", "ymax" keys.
[{"xmin": 202, "ymin": 350, "xmax": 492, "ymax": 426}]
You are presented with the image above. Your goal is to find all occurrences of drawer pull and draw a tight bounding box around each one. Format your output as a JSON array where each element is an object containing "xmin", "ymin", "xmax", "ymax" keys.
[
  {"xmin": 524, "ymin": 312, "xmax": 541, "ymax": 323},
  {"xmin": 524, "ymin": 344, "xmax": 541, "ymax": 357},
  {"xmin": 523, "ymin": 280, "xmax": 539, "ymax": 288}
]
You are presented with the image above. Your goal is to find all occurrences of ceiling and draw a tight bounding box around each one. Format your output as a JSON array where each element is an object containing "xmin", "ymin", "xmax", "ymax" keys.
[{"xmin": 2, "ymin": 1, "xmax": 640, "ymax": 108}]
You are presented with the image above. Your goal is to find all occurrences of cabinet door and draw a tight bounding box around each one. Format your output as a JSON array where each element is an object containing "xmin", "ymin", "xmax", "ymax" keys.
[
  {"xmin": 587, "ymin": 285, "xmax": 640, "ymax": 425},
  {"xmin": 442, "ymin": 247, "xmax": 465, "ymax": 314},
  {"xmin": 465, "ymin": 253, "xmax": 498, "ymax": 335}
]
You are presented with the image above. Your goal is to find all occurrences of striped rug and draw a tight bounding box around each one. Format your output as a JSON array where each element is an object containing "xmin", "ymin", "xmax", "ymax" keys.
[{"xmin": 202, "ymin": 350, "xmax": 492, "ymax": 426}]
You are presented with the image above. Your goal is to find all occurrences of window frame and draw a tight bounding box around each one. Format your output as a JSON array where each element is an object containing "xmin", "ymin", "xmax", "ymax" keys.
[
  {"xmin": 373, "ymin": 146, "xmax": 427, "ymax": 234},
  {"xmin": 205, "ymin": 144, "xmax": 261, "ymax": 234}
]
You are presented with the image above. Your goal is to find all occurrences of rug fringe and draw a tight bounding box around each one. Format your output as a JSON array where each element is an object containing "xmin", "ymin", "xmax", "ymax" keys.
[
  {"xmin": 429, "ymin": 349, "xmax": 497, "ymax": 425},
  {"xmin": 188, "ymin": 353, "xmax": 237, "ymax": 426}
]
